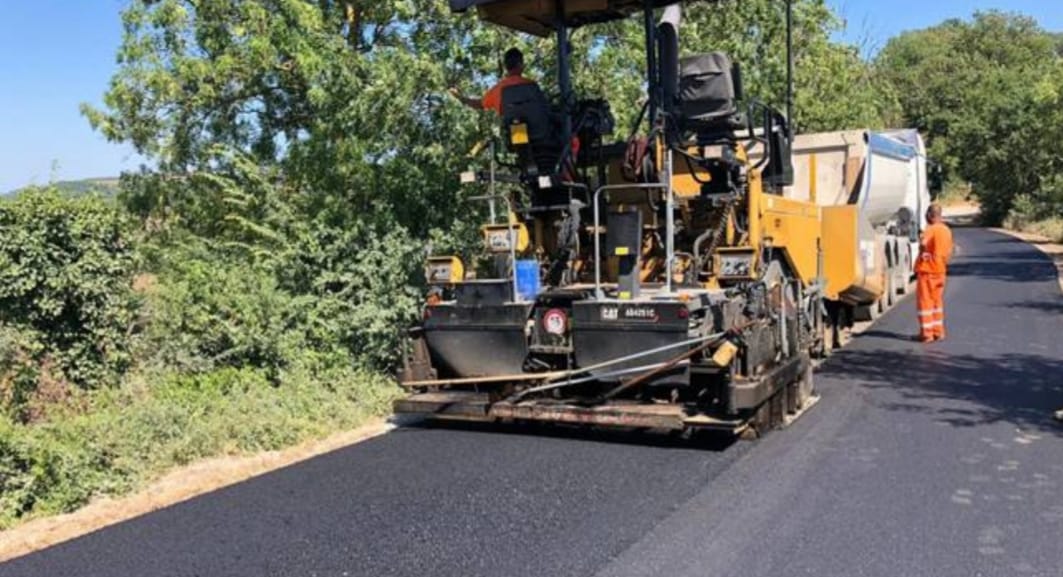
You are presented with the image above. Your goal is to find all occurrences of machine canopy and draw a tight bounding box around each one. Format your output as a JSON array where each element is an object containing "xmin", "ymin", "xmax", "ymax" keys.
[{"xmin": 449, "ymin": 0, "xmax": 701, "ymax": 36}]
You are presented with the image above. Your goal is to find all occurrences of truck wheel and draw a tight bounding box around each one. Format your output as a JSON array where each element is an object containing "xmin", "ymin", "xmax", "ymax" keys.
[
  {"xmin": 898, "ymin": 249, "xmax": 913, "ymax": 295},
  {"xmin": 855, "ymin": 300, "xmax": 880, "ymax": 322},
  {"xmin": 885, "ymin": 274, "xmax": 896, "ymax": 308}
]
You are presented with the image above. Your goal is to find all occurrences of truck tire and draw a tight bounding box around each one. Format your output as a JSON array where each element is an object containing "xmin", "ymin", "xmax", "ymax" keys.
[{"xmin": 885, "ymin": 272, "xmax": 896, "ymax": 308}]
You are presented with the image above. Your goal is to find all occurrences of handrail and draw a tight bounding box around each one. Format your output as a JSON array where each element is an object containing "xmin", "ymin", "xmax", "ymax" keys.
[
  {"xmin": 664, "ymin": 148, "xmax": 675, "ymax": 293},
  {"xmin": 468, "ymin": 192, "xmax": 521, "ymax": 302}
]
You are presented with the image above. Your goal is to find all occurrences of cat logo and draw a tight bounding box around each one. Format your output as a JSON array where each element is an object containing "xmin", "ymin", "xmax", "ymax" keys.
[{"xmin": 600, "ymin": 306, "xmax": 658, "ymax": 322}]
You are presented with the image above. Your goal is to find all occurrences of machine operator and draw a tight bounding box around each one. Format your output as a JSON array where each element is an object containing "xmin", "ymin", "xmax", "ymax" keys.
[
  {"xmin": 450, "ymin": 48, "xmax": 536, "ymax": 115},
  {"xmin": 915, "ymin": 203, "xmax": 954, "ymax": 343},
  {"xmin": 449, "ymin": 47, "xmax": 580, "ymax": 179}
]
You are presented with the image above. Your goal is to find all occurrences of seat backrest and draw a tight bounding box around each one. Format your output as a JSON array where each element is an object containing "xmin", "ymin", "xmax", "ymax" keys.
[
  {"xmin": 501, "ymin": 83, "xmax": 553, "ymax": 146},
  {"xmin": 678, "ymin": 52, "xmax": 741, "ymax": 126}
]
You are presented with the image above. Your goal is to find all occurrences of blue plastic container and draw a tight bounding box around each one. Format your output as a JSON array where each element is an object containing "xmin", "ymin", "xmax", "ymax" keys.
[{"xmin": 515, "ymin": 259, "xmax": 541, "ymax": 301}]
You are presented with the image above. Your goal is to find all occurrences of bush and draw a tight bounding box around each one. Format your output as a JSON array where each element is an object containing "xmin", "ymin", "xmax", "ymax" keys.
[
  {"xmin": 0, "ymin": 367, "xmax": 398, "ymax": 529},
  {"xmin": 0, "ymin": 189, "xmax": 137, "ymax": 390},
  {"xmin": 279, "ymin": 218, "xmax": 423, "ymax": 370},
  {"xmin": 1004, "ymin": 194, "xmax": 1041, "ymax": 230},
  {"xmin": 0, "ymin": 325, "xmax": 41, "ymax": 417},
  {"xmin": 135, "ymin": 239, "xmax": 315, "ymax": 378}
]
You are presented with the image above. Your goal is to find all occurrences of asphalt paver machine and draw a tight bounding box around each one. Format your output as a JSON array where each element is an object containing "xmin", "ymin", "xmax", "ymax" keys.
[{"xmin": 397, "ymin": 0, "xmax": 823, "ymax": 437}]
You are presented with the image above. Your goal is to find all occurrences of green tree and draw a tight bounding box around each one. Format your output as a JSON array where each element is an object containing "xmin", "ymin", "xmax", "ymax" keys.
[
  {"xmin": 675, "ymin": 0, "xmax": 897, "ymax": 132},
  {"xmin": 558, "ymin": 0, "xmax": 897, "ymax": 135},
  {"xmin": 877, "ymin": 11, "xmax": 1063, "ymax": 223},
  {"xmin": 83, "ymin": 0, "xmax": 897, "ymax": 370}
]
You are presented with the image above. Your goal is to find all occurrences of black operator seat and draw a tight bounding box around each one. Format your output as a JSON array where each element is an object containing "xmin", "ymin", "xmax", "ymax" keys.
[
  {"xmin": 677, "ymin": 52, "xmax": 746, "ymax": 144},
  {"xmin": 500, "ymin": 83, "xmax": 563, "ymax": 176}
]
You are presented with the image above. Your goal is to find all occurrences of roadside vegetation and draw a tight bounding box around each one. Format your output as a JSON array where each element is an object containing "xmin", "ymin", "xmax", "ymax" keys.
[
  {"xmin": 1, "ymin": 0, "xmax": 1061, "ymax": 529},
  {"xmin": 877, "ymin": 14, "xmax": 1063, "ymax": 232},
  {"xmin": 0, "ymin": 187, "xmax": 398, "ymax": 529}
]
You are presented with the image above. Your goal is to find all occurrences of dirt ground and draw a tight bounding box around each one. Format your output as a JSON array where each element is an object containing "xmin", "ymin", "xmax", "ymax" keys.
[
  {"xmin": 941, "ymin": 201, "xmax": 981, "ymax": 224},
  {"xmin": 0, "ymin": 419, "xmax": 395, "ymax": 563}
]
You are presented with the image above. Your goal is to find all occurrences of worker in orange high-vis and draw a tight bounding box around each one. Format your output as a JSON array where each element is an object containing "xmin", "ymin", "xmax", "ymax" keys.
[
  {"xmin": 450, "ymin": 48, "xmax": 536, "ymax": 115},
  {"xmin": 450, "ymin": 47, "xmax": 581, "ymax": 178},
  {"xmin": 915, "ymin": 203, "xmax": 954, "ymax": 342}
]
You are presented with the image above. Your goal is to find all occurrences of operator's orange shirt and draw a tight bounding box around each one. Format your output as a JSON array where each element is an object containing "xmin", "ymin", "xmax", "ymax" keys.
[
  {"xmin": 915, "ymin": 222, "xmax": 954, "ymax": 275},
  {"xmin": 482, "ymin": 73, "xmax": 535, "ymax": 115}
]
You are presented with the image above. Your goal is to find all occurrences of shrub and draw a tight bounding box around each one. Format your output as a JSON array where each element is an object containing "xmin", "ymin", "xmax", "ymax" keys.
[
  {"xmin": 135, "ymin": 239, "xmax": 311, "ymax": 378},
  {"xmin": 0, "ymin": 189, "xmax": 138, "ymax": 390},
  {"xmin": 1004, "ymin": 194, "xmax": 1042, "ymax": 230},
  {"xmin": 0, "ymin": 367, "xmax": 398, "ymax": 529},
  {"xmin": 279, "ymin": 218, "xmax": 423, "ymax": 370},
  {"xmin": 0, "ymin": 325, "xmax": 41, "ymax": 418}
]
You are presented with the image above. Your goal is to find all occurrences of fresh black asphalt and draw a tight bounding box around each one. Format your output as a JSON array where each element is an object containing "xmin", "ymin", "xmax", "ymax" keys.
[{"xmin": 3, "ymin": 227, "xmax": 1062, "ymax": 577}]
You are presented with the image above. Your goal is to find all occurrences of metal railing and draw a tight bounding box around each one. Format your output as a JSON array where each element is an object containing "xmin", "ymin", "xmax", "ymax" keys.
[
  {"xmin": 468, "ymin": 192, "xmax": 521, "ymax": 302},
  {"xmin": 468, "ymin": 139, "xmax": 678, "ymax": 302},
  {"xmin": 592, "ymin": 149, "xmax": 676, "ymax": 298}
]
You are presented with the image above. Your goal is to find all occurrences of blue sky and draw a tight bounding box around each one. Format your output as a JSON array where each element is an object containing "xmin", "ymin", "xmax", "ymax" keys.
[
  {"xmin": 830, "ymin": 0, "xmax": 1063, "ymax": 54},
  {"xmin": 1, "ymin": 0, "xmax": 1061, "ymax": 193}
]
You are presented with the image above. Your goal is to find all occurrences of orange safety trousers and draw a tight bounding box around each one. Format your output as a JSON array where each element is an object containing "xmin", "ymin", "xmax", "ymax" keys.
[{"xmin": 917, "ymin": 273, "xmax": 946, "ymax": 340}]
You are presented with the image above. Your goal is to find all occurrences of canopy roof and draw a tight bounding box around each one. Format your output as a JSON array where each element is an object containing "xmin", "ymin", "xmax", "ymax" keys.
[{"xmin": 449, "ymin": 0, "xmax": 695, "ymax": 36}]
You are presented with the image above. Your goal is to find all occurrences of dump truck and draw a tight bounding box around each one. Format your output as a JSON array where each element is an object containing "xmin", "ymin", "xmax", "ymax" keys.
[
  {"xmin": 784, "ymin": 129, "xmax": 933, "ymax": 346},
  {"xmin": 395, "ymin": 0, "xmax": 930, "ymax": 437}
]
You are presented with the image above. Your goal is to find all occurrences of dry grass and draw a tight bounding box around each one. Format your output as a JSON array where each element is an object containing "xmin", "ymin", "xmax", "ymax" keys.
[
  {"xmin": 937, "ymin": 183, "xmax": 975, "ymax": 208},
  {"xmin": 1019, "ymin": 217, "xmax": 1063, "ymax": 244}
]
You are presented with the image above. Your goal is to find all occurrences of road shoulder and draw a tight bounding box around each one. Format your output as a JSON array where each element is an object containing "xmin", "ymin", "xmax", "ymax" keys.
[
  {"xmin": 0, "ymin": 419, "xmax": 395, "ymax": 563},
  {"xmin": 991, "ymin": 227, "xmax": 1063, "ymax": 423},
  {"xmin": 992, "ymin": 227, "xmax": 1063, "ymax": 294}
]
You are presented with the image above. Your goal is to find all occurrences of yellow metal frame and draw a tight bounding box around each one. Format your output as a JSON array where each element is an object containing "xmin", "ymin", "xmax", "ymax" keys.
[
  {"xmin": 426, "ymin": 256, "xmax": 465, "ymax": 284},
  {"xmin": 482, "ymin": 222, "xmax": 530, "ymax": 253},
  {"xmin": 759, "ymin": 194, "xmax": 821, "ymax": 286},
  {"xmin": 820, "ymin": 205, "xmax": 857, "ymax": 301},
  {"xmin": 667, "ymin": 142, "xmax": 824, "ymax": 289}
]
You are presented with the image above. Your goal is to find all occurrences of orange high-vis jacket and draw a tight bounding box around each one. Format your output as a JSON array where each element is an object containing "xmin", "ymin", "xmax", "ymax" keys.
[
  {"xmin": 482, "ymin": 74, "xmax": 536, "ymax": 115},
  {"xmin": 915, "ymin": 222, "xmax": 954, "ymax": 275}
]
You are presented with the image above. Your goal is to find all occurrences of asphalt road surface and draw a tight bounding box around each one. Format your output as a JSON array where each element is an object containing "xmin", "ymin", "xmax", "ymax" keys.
[{"xmin": 3, "ymin": 227, "xmax": 1062, "ymax": 577}]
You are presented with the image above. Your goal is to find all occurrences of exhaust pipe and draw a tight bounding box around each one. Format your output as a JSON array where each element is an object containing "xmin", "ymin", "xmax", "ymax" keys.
[{"xmin": 657, "ymin": 6, "xmax": 681, "ymax": 123}]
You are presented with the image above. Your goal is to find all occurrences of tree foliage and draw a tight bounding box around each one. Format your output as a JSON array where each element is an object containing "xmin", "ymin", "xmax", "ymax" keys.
[
  {"xmin": 668, "ymin": 0, "xmax": 898, "ymax": 131},
  {"xmin": 0, "ymin": 190, "xmax": 137, "ymax": 393},
  {"xmin": 76, "ymin": 0, "xmax": 900, "ymax": 376},
  {"xmin": 877, "ymin": 11, "xmax": 1063, "ymax": 223},
  {"xmin": 85, "ymin": 0, "xmax": 894, "ymax": 211}
]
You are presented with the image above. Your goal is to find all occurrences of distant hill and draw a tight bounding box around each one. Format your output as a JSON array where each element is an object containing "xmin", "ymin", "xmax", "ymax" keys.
[{"xmin": 6, "ymin": 177, "xmax": 120, "ymax": 197}]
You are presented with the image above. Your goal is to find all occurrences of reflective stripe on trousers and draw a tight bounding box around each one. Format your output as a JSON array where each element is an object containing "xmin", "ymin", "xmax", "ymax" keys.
[{"xmin": 917, "ymin": 273, "xmax": 946, "ymax": 339}]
